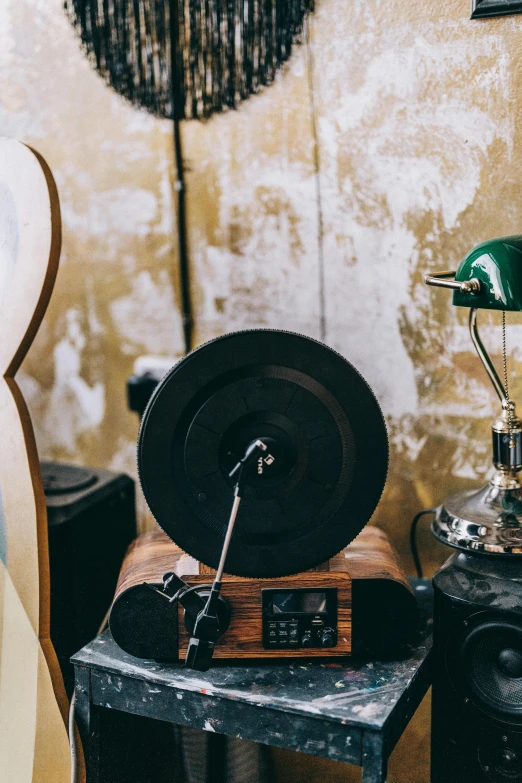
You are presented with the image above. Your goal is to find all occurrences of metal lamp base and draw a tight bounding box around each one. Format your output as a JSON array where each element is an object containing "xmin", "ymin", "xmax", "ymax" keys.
[
  {"xmin": 425, "ymin": 249, "xmax": 522, "ymax": 557},
  {"xmin": 433, "ymin": 481, "xmax": 522, "ymax": 555}
]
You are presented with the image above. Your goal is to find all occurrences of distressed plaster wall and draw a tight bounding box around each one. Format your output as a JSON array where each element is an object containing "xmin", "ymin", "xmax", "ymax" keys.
[{"xmin": 2, "ymin": 1, "xmax": 522, "ymax": 780}]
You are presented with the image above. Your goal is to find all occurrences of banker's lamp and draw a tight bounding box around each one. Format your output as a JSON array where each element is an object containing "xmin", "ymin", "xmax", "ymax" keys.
[{"xmin": 425, "ymin": 235, "xmax": 522, "ymax": 555}]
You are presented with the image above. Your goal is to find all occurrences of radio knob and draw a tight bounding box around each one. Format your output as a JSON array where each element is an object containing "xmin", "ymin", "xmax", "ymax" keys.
[
  {"xmin": 319, "ymin": 628, "xmax": 337, "ymax": 647},
  {"xmin": 301, "ymin": 631, "xmax": 314, "ymax": 648}
]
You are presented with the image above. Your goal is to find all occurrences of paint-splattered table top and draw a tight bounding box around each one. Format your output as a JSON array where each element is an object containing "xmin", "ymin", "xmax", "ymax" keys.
[{"xmin": 72, "ymin": 580, "xmax": 432, "ymax": 782}]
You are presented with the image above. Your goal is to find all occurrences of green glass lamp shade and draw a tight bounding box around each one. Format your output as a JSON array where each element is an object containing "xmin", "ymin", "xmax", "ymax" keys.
[
  {"xmin": 453, "ymin": 235, "xmax": 522, "ymax": 311},
  {"xmin": 424, "ymin": 234, "xmax": 522, "ymax": 557}
]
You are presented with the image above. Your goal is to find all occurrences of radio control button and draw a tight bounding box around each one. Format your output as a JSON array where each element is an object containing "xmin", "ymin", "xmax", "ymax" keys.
[
  {"xmin": 289, "ymin": 628, "xmax": 298, "ymax": 639},
  {"xmin": 301, "ymin": 631, "xmax": 314, "ymax": 648},
  {"xmin": 501, "ymin": 748, "xmax": 518, "ymax": 767},
  {"xmin": 268, "ymin": 622, "xmax": 277, "ymax": 630},
  {"xmin": 278, "ymin": 622, "xmax": 288, "ymax": 630},
  {"xmin": 319, "ymin": 628, "xmax": 337, "ymax": 647}
]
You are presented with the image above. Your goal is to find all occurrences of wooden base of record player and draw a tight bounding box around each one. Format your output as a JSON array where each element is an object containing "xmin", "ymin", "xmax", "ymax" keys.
[
  {"xmin": 177, "ymin": 570, "xmax": 351, "ymax": 658},
  {"xmin": 110, "ymin": 526, "xmax": 418, "ymax": 662}
]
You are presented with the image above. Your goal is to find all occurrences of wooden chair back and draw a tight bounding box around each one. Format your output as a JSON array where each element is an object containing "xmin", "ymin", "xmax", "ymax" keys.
[{"xmin": 0, "ymin": 138, "xmax": 71, "ymax": 782}]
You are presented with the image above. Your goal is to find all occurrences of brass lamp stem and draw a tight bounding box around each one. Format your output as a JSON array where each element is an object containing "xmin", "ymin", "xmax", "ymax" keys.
[
  {"xmin": 468, "ymin": 308, "xmax": 505, "ymax": 402},
  {"xmin": 468, "ymin": 308, "xmax": 522, "ymax": 489}
]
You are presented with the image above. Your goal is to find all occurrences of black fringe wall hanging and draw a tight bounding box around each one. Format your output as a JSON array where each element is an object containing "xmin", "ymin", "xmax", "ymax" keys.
[
  {"xmin": 64, "ymin": 0, "xmax": 313, "ymax": 353},
  {"xmin": 64, "ymin": 0, "xmax": 314, "ymax": 121}
]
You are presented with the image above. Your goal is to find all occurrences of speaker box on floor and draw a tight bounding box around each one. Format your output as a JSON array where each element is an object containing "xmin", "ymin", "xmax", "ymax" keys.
[
  {"xmin": 432, "ymin": 552, "xmax": 522, "ymax": 783},
  {"xmin": 43, "ymin": 461, "xmax": 136, "ymax": 694}
]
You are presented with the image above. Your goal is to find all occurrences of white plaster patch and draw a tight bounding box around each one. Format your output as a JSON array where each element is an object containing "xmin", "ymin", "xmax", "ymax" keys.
[
  {"xmin": 133, "ymin": 355, "xmax": 177, "ymax": 379},
  {"xmin": 393, "ymin": 430, "xmax": 428, "ymax": 463},
  {"xmin": 109, "ymin": 269, "xmax": 184, "ymax": 355},
  {"xmin": 310, "ymin": 8, "xmax": 514, "ymax": 419},
  {"xmin": 155, "ymin": 156, "xmax": 175, "ymax": 237},
  {"xmin": 122, "ymin": 104, "xmax": 159, "ymax": 134},
  {"xmin": 446, "ymin": 322, "xmax": 522, "ymax": 355},
  {"xmin": 61, "ymin": 187, "xmax": 158, "ymax": 239},
  {"xmin": 452, "ymin": 455, "xmax": 488, "ymax": 481},
  {"xmin": 423, "ymin": 375, "xmax": 497, "ymax": 418},
  {"xmin": 44, "ymin": 308, "xmax": 105, "ymax": 452},
  {"xmin": 194, "ymin": 162, "xmax": 322, "ymax": 339},
  {"xmin": 86, "ymin": 279, "xmax": 105, "ymax": 336}
]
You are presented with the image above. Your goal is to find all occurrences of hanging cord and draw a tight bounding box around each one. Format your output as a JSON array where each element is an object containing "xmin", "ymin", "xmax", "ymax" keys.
[
  {"xmin": 409, "ymin": 509, "xmax": 436, "ymax": 579},
  {"xmin": 168, "ymin": 0, "xmax": 193, "ymax": 356},
  {"xmin": 69, "ymin": 607, "xmax": 111, "ymax": 783},
  {"xmin": 173, "ymin": 118, "xmax": 193, "ymax": 355},
  {"xmin": 502, "ymin": 310, "xmax": 515, "ymax": 448},
  {"xmin": 69, "ymin": 693, "xmax": 77, "ymax": 783},
  {"xmin": 304, "ymin": 15, "xmax": 326, "ymax": 343}
]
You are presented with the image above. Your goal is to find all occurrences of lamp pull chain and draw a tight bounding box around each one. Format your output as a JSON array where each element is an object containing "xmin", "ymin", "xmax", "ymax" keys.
[{"xmin": 502, "ymin": 310, "xmax": 516, "ymax": 449}]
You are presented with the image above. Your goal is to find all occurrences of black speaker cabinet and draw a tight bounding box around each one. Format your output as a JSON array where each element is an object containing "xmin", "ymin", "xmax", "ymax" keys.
[
  {"xmin": 432, "ymin": 552, "xmax": 522, "ymax": 783},
  {"xmin": 43, "ymin": 461, "xmax": 136, "ymax": 695}
]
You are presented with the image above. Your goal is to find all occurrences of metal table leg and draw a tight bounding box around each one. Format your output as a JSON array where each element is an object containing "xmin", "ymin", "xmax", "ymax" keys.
[
  {"xmin": 362, "ymin": 731, "xmax": 388, "ymax": 783},
  {"xmin": 74, "ymin": 665, "xmax": 180, "ymax": 783},
  {"xmin": 74, "ymin": 666, "xmax": 101, "ymax": 783}
]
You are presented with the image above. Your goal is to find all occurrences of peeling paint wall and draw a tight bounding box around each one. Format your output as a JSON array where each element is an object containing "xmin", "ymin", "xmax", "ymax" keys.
[
  {"xmin": 2, "ymin": 2, "xmax": 522, "ymax": 778},
  {"xmin": 0, "ymin": 0, "xmax": 185, "ymax": 525},
  {"xmin": 3, "ymin": 0, "xmax": 522, "ymax": 583},
  {"xmin": 181, "ymin": 1, "xmax": 522, "ymax": 579}
]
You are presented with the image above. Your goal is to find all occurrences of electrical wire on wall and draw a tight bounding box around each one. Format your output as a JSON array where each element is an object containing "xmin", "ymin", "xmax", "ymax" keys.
[
  {"xmin": 304, "ymin": 15, "xmax": 327, "ymax": 343},
  {"xmin": 409, "ymin": 509, "xmax": 436, "ymax": 578},
  {"xmin": 168, "ymin": 0, "xmax": 193, "ymax": 357},
  {"xmin": 172, "ymin": 121, "xmax": 193, "ymax": 356},
  {"xmin": 69, "ymin": 692, "xmax": 78, "ymax": 783}
]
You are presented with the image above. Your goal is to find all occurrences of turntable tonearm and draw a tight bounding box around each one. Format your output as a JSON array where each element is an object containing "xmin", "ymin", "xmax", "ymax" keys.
[{"xmin": 109, "ymin": 330, "xmax": 418, "ymax": 670}]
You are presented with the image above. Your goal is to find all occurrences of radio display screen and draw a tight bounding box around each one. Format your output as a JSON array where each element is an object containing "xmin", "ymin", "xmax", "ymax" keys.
[{"xmin": 272, "ymin": 591, "xmax": 327, "ymax": 614}]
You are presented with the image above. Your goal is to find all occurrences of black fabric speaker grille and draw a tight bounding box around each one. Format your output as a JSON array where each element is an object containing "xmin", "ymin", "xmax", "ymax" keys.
[{"xmin": 462, "ymin": 621, "xmax": 522, "ymax": 719}]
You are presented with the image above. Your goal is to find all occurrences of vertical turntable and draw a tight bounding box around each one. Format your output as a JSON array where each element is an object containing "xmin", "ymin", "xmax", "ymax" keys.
[{"xmin": 110, "ymin": 330, "xmax": 418, "ymax": 670}]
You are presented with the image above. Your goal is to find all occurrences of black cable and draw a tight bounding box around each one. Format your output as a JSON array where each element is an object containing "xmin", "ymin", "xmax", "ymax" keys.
[
  {"xmin": 69, "ymin": 693, "xmax": 77, "ymax": 783},
  {"xmin": 410, "ymin": 508, "xmax": 437, "ymax": 579},
  {"xmin": 172, "ymin": 118, "xmax": 193, "ymax": 356}
]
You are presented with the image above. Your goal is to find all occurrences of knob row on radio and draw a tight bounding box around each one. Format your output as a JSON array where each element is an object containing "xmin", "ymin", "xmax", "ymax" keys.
[{"xmin": 301, "ymin": 628, "xmax": 337, "ymax": 648}]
